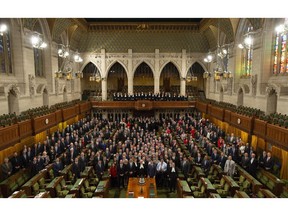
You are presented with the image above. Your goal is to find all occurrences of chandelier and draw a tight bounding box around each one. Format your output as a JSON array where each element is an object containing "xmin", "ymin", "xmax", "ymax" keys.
[
  {"xmin": 186, "ymin": 67, "xmax": 197, "ymax": 82},
  {"xmin": 89, "ymin": 65, "xmax": 101, "ymax": 82},
  {"xmin": 275, "ymin": 18, "xmax": 288, "ymax": 35},
  {"xmin": 238, "ymin": 26, "xmax": 254, "ymax": 50},
  {"xmin": 0, "ymin": 23, "xmax": 7, "ymax": 36},
  {"xmin": 55, "ymin": 31, "xmax": 83, "ymax": 80},
  {"xmin": 203, "ymin": 19, "xmax": 232, "ymax": 81},
  {"xmin": 31, "ymin": 32, "xmax": 47, "ymax": 49}
]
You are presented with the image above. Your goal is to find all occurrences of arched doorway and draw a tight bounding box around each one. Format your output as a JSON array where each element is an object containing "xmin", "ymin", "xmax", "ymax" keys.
[
  {"xmin": 266, "ymin": 88, "xmax": 277, "ymax": 115},
  {"xmin": 63, "ymin": 87, "xmax": 67, "ymax": 102},
  {"xmin": 134, "ymin": 62, "xmax": 154, "ymax": 93},
  {"xmin": 219, "ymin": 86, "xmax": 224, "ymax": 102},
  {"xmin": 81, "ymin": 62, "xmax": 101, "ymax": 100},
  {"xmin": 160, "ymin": 62, "xmax": 180, "ymax": 93},
  {"xmin": 237, "ymin": 88, "xmax": 244, "ymax": 107},
  {"xmin": 8, "ymin": 88, "xmax": 19, "ymax": 114},
  {"xmin": 186, "ymin": 62, "xmax": 205, "ymax": 97},
  {"xmin": 107, "ymin": 62, "xmax": 128, "ymax": 98},
  {"xmin": 43, "ymin": 88, "xmax": 49, "ymax": 107}
]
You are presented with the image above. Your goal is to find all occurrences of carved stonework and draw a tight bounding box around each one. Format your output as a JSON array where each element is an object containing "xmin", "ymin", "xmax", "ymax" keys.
[
  {"xmin": 251, "ymin": 74, "xmax": 257, "ymax": 96},
  {"xmin": 106, "ymin": 59, "xmax": 114, "ymax": 70},
  {"xmin": 55, "ymin": 78, "xmax": 59, "ymax": 95},
  {"xmin": 71, "ymin": 79, "xmax": 75, "ymax": 93},
  {"xmin": 28, "ymin": 74, "xmax": 35, "ymax": 97},
  {"xmin": 159, "ymin": 59, "xmax": 167, "ymax": 70},
  {"xmin": 227, "ymin": 78, "xmax": 233, "ymax": 95},
  {"xmin": 95, "ymin": 58, "xmax": 102, "ymax": 70},
  {"xmin": 132, "ymin": 59, "xmax": 142, "ymax": 71}
]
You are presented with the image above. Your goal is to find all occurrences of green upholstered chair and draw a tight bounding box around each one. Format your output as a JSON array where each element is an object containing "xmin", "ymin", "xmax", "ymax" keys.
[
  {"xmin": 191, "ymin": 179, "xmax": 202, "ymax": 192},
  {"xmin": 217, "ymin": 183, "xmax": 230, "ymax": 198},
  {"xmin": 257, "ymin": 190, "xmax": 265, "ymax": 198},
  {"xmin": 60, "ymin": 178, "xmax": 73, "ymax": 190},
  {"xmin": 214, "ymin": 177, "xmax": 225, "ymax": 189},
  {"xmin": 38, "ymin": 177, "xmax": 47, "ymax": 190},
  {"xmin": 55, "ymin": 184, "xmax": 69, "ymax": 198},
  {"xmin": 266, "ymin": 180, "xmax": 275, "ymax": 191},
  {"xmin": 193, "ymin": 185, "xmax": 206, "ymax": 198},
  {"xmin": 84, "ymin": 179, "xmax": 96, "ymax": 192},
  {"xmin": 16, "ymin": 176, "xmax": 26, "ymax": 187},
  {"xmin": 32, "ymin": 182, "xmax": 40, "ymax": 195},
  {"xmin": 238, "ymin": 175, "xmax": 246, "ymax": 186},
  {"xmin": 240, "ymin": 180, "xmax": 251, "ymax": 194},
  {"xmin": 280, "ymin": 190, "xmax": 288, "ymax": 198},
  {"xmin": 46, "ymin": 169, "xmax": 55, "ymax": 182},
  {"xmin": 80, "ymin": 186, "xmax": 93, "ymax": 198}
]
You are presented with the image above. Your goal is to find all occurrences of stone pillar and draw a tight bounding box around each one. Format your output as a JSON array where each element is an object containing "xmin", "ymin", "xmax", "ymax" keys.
[
  {"xmin": 100, "ymin": 49, "xmax": 107, "ymax": 100},
  {"xmin": 127, "ymin": 49, "xmax": 133, "ymax": 94},
  {"xmin": 154, "ymin": 49, "xmax": 160, "ymax": 94},
  {"xmin": 180, "ymin": 49, "xmax": 187, "ymax": 96}
]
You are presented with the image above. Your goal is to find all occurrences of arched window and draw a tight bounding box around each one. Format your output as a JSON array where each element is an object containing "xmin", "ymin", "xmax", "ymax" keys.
[
  {"xmin": 33, "ymin": 21, "xmax": 45, "ymax": 77},
  {"xmin": 273, "ymin": 27, "xmax": 287, "ymax": 74},
  {"xmin": 0, "ymin": 20, "xmax": 12, "ymax": 74}
]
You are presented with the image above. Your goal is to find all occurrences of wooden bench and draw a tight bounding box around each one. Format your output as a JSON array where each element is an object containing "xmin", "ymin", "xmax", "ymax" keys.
[
  {"xmin": 0, "ymin": 168, "xmax": 31, "ymax": 197},
  {"xmin": 256, "ymin": 168, "xmax": 284, "ymax": 197},
  {"xmin": 257, "ymin": 188, "xmax": 277, "ymax": 198},
  {"xmin": 81, "ymin": 166, "xmax": 94, "ymax": 178},
  {"xmin": 209, "ymin": 193, "xmax": 221, "ymax": 198},
  {"xmin": 236, "ymin": 165, "xmax": 263, "ymax": 194},
  {"xmin": 201, "ymin": 177, "xmax": 217, "ymax": 196},
  {"xmin": 188, "ymin": 166, "xmax": 205, "ymax": 185}
]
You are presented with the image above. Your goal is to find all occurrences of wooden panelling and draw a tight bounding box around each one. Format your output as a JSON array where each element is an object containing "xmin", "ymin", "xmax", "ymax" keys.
[
  {"xmin": 224, "ymin": 110, "xmax": 231, "ymax": 123},
  {"xmin": 266, "ymin": 124, "xmax": 288, "ymax": 150},
  {"xmin": 62, "ymin": 106, "xmax": 77, "ymax": 121},
  {"xmin": 18, "ymin": 119, "xmax": 33, "ymax": 139},
  {"xmin": 91, "ymin": 101, "xmax": 195, "ymax": 110},
  {"xmin": 196, "ymin": 101, "xmax": 208, "ymax": 113},
  {"xmin": 253, "ymin": 119, "xmax": 267, "ymax": 140},
  {"xmin": 210, "ymin": 106, "xmax": 224, "ymax": 121},
  {"xmin": 55, "ymin": 110, "xmax": 63, "ymax": 124},
  {"xmin": 230, "ymin": 113, "xmax": 253, "ymax": 134},
  {"xmin": 207, "ymin": 104, "xmax": 212, "ymax": 115},
  {"xmin": 79, "ymin": 102, "xmax": 91, "ymax": 114},
  {"xmin": 0, "ymin": 124, "xmax": 20, "ymax": 151},
  {"xmin": 33, "ymin": 113, "xmax": 57, "ymax": 135},
  {"xmin": 75, "ymin": 104, "xmax": 80, "ymax": 115}
]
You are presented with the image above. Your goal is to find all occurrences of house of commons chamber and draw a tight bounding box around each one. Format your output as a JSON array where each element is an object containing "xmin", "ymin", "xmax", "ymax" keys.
[{"xmin": 1, "ymin": 17, "xmax": 288, "ymax": 199}]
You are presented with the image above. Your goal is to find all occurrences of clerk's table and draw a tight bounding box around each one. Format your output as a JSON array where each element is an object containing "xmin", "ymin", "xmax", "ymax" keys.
[{"xmin": 126, "ymin": 178, "xmax": 157, "ymax": 198}]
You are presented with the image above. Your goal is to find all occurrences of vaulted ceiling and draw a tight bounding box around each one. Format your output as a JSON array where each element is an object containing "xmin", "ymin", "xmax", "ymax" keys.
[{"xmin": 20, "ymin": 18, "xmax": 265, "ymax": 53}]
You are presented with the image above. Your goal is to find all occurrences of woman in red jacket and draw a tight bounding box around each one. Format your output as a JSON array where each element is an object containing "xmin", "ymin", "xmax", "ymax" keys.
[{"xmin": 110, "ymin": 162, "xmax": 118, "ymax": 187}]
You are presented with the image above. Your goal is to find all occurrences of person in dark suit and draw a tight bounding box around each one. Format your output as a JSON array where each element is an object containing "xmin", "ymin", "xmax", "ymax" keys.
[
  {"xmin": 181, "ymin": 156, "xmax": 190, "ymax": 180},
  {"xmin": 72, "ymin": 158, "xmax": 81, "ymax": 183},
  {"xmin": 218, "ymin": 152, "xmax": 227, "ymax": 170},
  {"xmin": 96, "ymin": 160, "xmax": 105, "ymax": 181},
  {"xmin": 167, "ymin": 162, "xmax": 178, "ymax": 193},
  {"xmin": 30, "ymin": 157, "xmax": 41, "ymax": 177},
  {"xmin": 20, "ymin": 149, "xmax": 29, "ymax": 168},
  {"xmin": 53, "ymin": 157, "xmax": 63, "ymax": 176},
  {"xmin": 241, "ymin": 152, "xmax": 250, "ymax": 171},
  {"xmin": 194, "ymin": 152, "xmax": 202, "ymax": 166},
  {"xmin": 1, "ymin": 157, "xmax": 13, "ymax": 180},
  {"xmin": 211, "ymin": 149, "xmax": 220, "ymax": 164},
  {"xmin": 78, "ymin": 152, "xmax": 87, "ymax": 172},
  {"xmin": 117, "ymin": 160, "xmax": 126, "ymax": 188},
  {"xmin": 127, "ymin": 159, "xmax": 136, "ymax": 178},
  {"xmin": 201, "ymin": 155, "xmax": 211, "ymax": 176},
  {"xmin": 258, "ymin": 151, "xmax": 267, "ymax": 168},
  {"xmin": 138, "ymin": 159, "xmax": 147, "ymax": 177},
  {"xmin": 10, "ymin": 152, "xmax": 21, "ymax": 173},
  {"xmin": 264, "ymin": 152, "xmax": 274, "ymax": 172},
  {"xmin": 147, "ymin": 159, "xmax": 157, "ymax": 178},
  {"xmin": 248, "ymin": 153, "xmax": 258, "ymax": 177}
]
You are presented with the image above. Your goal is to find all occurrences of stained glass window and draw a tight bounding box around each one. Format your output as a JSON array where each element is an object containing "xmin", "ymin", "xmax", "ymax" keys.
[
  {"xmin": 241, "ymin": 46, "xmax": 253, "ymax": 76},
  {"xmin": 0, "ymin": 23, "xmax": 12, "ymax": 74},
  {"xmin": 273, "ymin": 30, "xmax": 288, "ymax": 74}
]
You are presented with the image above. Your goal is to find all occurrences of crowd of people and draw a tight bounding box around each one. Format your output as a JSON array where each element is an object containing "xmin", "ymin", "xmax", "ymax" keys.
[
  {"xmin": 1, "ymin": 110, "xmax": 277, "ymax": 196},
  {"xmin": 113, "ymin": 92, "xmax": 188, "ymax": 101}
]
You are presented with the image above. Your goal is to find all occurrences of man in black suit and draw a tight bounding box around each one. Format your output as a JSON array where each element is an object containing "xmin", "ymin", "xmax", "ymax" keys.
[
  {"xmin": 147, "ymin": 159, "xmax": 157, "ymax": 178},
  {"xmin": 10, "ymin": 152, "xmax": 21, "ymax": 173},
  {"xmin": 218, "ymin": 152, "xmax": 227, "ymax": 170},
  {"xmin": 117, "ymin": 160, "xmax": 126, "ymax": 188},
  {"xmin": 201, "ymin": 155, "xmax": 211, "ymax": 176},
  {"xmin": 53, "ymin": 157, "xmax": 63, "ymax": 176},
  {"xmin": 248, "ymin": 153, "xmax": 258, "ymax": 178},
  {"xmin": 194, "ymin": 152, "xmax": 202, "ymax": 166},
  {"xmin": 211, "ymin": 149, "xmax": 220, "ymax": 164},
  {"xmin": 181, "ymin": 156, "xmax": 190, "ymax": 180},
  {"xmin": 241, "ymin": 152, "xmax": 250, "ymax": 171},
  {"xmin": 20, "ymin": 149, "xmax": 29, "ymax": 168},
  {"xmin": 78, "ymin": 152, "xmax": 87, "ymax": 172},
  {"xmin": 1, "ymin": 157, "xmax": 13, "ymax": 180},
  {"xmin": 72, "ymin": 158, "xmax": 81, "ymax": 183},
  {"xmin": 167, "ymin": 162, "xmax": 178, "ymax": 193},
  {"xmin": 264, "ymin": 152, "xmax": 274, "ymax": 172},
  {"xmin": 96, "ymin": 160, "xmax": 105, "ymax": 181},
  {"xmin": 127, "ymin": 158, "xmax": 136, "ymax": 178}
]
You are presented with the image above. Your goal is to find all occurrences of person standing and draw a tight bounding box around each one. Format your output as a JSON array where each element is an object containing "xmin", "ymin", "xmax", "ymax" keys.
[
  {"xmin": 224, "ymin": 156, "xmax": 236, "ymax": 177},
  {"xmin": 248, "ymin": 153, "xmax": 258, "ymax": 177},
  {"xmin": 167, "ymin": 162, "xmax": 178, "ymax": 193},
  {"xmin": 1, "ymin": 157, "xmax": 13, "ymax": 180}
]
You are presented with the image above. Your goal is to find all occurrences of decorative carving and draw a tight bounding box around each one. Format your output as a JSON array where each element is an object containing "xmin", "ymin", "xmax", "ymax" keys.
[
  {"xmin": 227, "ymin": 77, "xmax": 233, "ymax": 95},
  {"xmin": 28, "ymin": 74, "xmax": 35, "ymax": 97},
  {"xmin": 251, "ymin": 74, "xmax": 257, "ymax": 96}
]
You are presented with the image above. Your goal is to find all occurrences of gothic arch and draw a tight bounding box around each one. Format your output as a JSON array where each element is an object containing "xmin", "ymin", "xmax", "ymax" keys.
[
  {"xmin": 36, "ymin": 84, "xmax": 48, "ymax": 94},
  {"xmin": 133, "ymin": 60, "xmax": 155, "ymax": 78},
  {"xmin": 159, "ymin": 61, "xmax": 181, "ymax": 78},
  {"xmin": 238, "ymin": 84, "xmax": 250, "ymax": 94},
  {"xmin": 80, "ymin": 61, "xmax": 102, "ymax": 75},
  {"xmin": 105, "ymin": 60, "xmax": 128, "ymax": 79},
  {"xmin": 185, "ymin": 61, "xmax": 207, "ymax": 78}
]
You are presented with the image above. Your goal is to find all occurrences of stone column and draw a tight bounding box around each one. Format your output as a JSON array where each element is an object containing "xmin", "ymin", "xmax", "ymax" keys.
[
  {"xmin": 154, "ymin": 49, "xmax": 160, "ymax": 94},
  {"xmin": 100, "ymin": 49, "xmax": 107, "ymax": 100},
  {"xmin": 180, "ymin": 49, "xmax": 187, "ymax": 96},
  {"xmin": 127, "ymin": 49, "xmax": 133, "ymax": 94}
]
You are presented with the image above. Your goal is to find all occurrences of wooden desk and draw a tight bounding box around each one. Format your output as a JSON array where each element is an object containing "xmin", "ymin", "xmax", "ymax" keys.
[
  {"xmin": 223, "ymin": 175, "xmax": 240, "ymax": 196},
  {"xmin": 81, "ymin": 166, "xmax": 94, "ymax": 178},
  {"xmin": 45, "ymin": 176, "xmax": 63, "ymax": 198},
  {"xmin": 234, "ymin": 190, "xmax": 250, "ymax": 198},
  {"xmin": 177, "ymin": 180, "xmax": 192, "ymax": 198},
  {"xmin": 21, "ymin": 171, "xmax": 46, "ymax": 196},
  {"xmin": 34, "ymin": 191, "xmax": 50, "ymax": 198},
  {"xmin": 8, "ymin": 190, "xmax": 27, "ymax": 198},
  {"xmin": 126, "ymin": 178, "xmax": 157, "ymax": 198},
  {"xmin": 69, "ymin": 178, "xmax": 85, "ymax": 198},
  {"xmin": 201, "ymin": 178, "xmax": 217, "ymax": 195},
  {"xmin": 209, "ymin": 193, "xmax": 221, "ymax": 198},
  {"xmin": 260, "ymin": 188, "xmax": 277, "ymax": 198},
  {"xmin": 94, "ymin": 180, "xmax": 109, "ymax": 198},
  {"xmin": 59, "ymin": 164, "xmax": 73, "ymax": 181}
]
